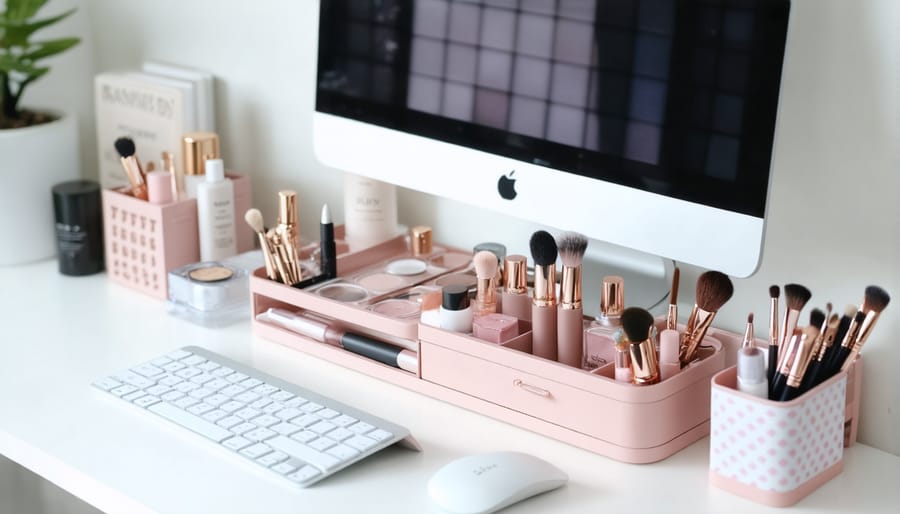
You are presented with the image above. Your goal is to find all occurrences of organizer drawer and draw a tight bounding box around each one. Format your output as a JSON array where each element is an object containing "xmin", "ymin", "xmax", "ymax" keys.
[{"xmin": 420, "ymin": 338, "xmax": 722, "ymax": 449}]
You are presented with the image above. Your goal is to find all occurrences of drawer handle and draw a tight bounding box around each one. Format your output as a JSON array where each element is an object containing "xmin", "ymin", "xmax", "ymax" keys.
[{"xmin": 513, "ymin": 379, "xmax": 552, "ymax": 398}]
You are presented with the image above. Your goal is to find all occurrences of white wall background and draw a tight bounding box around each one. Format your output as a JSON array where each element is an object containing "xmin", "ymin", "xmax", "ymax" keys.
[{"xmin": 22, "ymin": 0, "xmax": 899, "ymax": 456}]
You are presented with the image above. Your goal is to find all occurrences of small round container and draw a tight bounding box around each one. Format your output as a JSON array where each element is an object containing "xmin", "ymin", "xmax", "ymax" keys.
[
  {"xmin": 51, "ymin": 180, "xmax": 103, "ymax": 276},
  {"xmin": 439, "ymin": 284, "xmax": 473, "ymax": 333}
]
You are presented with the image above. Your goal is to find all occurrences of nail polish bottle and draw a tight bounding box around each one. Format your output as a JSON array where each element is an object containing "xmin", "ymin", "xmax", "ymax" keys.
[{"xmin": 583, "ymin": 276, "xmax": 624, "ymax": 370}]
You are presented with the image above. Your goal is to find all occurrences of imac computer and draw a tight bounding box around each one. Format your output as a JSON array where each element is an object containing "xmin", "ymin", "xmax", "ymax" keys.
[{"xmin": 313, "ymin": 0, "xmax": 791, "ymax": 279}]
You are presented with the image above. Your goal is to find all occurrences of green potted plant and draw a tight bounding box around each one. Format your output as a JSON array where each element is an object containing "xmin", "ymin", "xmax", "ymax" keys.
[{"xmin": 0, "ymin": 0, "xmax": 81, "ymax": 265}]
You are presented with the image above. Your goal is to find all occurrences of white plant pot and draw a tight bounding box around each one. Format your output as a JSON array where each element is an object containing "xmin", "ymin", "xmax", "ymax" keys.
[{"xmin": 0, "ymin": 112, "xmax": 80, "ymax": 266}]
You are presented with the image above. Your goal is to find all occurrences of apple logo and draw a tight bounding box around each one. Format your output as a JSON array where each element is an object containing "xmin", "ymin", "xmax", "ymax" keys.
[{"xmin": 497, "ymin": 170, "xmax": 517, "ymax": 200}]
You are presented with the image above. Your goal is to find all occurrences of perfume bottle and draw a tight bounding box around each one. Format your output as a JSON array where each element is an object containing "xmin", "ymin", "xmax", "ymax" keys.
[{"xmin": 583, "ymin": 276, "xmax": 624, "ymax": 370}]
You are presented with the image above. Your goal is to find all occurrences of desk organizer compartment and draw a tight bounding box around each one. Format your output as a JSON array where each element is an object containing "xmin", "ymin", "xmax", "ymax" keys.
[
  {"xmin": 708, "ymin": 357, "xmax": 862, "ymax": 507},
  {"xmin": 103, "ymin": 173, "xmax": 252, "ymax": 299}
]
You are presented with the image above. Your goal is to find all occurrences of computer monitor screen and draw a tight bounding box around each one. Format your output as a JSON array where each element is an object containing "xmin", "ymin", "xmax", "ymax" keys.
[{"xmin": 314, "ymin": 0, "xmax": 790, "ymax": 277}]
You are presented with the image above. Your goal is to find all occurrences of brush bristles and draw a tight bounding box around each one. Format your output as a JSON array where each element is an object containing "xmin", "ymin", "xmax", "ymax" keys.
[
  {"xmin": 696, "ymin": 271, "xmax": 733, "ymax": 312},
  {"xmin": 783, "ymin": 283, "xmax": 812, "ymax": 311},
  {"xmin": 244, "ymin": 208, "xmax": 265, "ymax": 233},
  {"xmin": 621, "ymin": 307, "xmax": 655, "ymax": 343},
  {"xmin": 556, "ymin": 232, "xmax": 587, "ymax": 268},
  {"xmin": 473, "ymin": 250, "xmax": 499, "ymax": 279},
  {"xmin": 114, "ymin": 137, "xmax": 136, "ymax": 158},
  {"xmin": 529, "ymin": 230, "xmax": 558, "ymax": 266},
  {"xmin": 748, "ymin": 312, "xmax": 754, "ymax": 324},
  {"xmin": 844, "ymin": 304, "xmax": 858, "ymax": 318},
  {"xmin": 863, "ymin": 285, "xmax": 890, "ymax": 313},
  {"xmin": 670, "ymin": 267, "xmax": 680, "ymax": 304},
  {"xmin": 827, "ymin": 314, "xmax": 840, "ymax": 328},
  {"xmin": 826, "ymin": 302, "xmax": 833, "ymax": 315},
  {"xmin": 769, "ymin": 285, "xmax": 780, "ymax": 299},
  {"xmin": 809, "ymin": 308, "xmax": 825, "ymax": 329}
]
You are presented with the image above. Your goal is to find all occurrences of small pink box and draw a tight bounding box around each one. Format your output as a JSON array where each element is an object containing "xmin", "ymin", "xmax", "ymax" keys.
[
  {"xmin": 473, "ymin": 313, "xmax": 520, "ymax": 343},
  {"xmin": 708, "ymin": 358, "xmax": 862, "ymax": 507},
  {"xmin": 102, "ymin": 173, "xmax": 252, "ymax": 299}
]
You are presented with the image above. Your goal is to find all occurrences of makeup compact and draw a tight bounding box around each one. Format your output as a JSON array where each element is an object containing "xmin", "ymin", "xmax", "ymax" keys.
[{"xmin": 167, "ymin": 250, "xmax": 264, "ymax": 327}]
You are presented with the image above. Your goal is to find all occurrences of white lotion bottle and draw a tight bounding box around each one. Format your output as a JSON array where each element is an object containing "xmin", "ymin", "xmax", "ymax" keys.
[
  {"xmin": 343, "ymin": 173, "xmax": 398, "ymax": 249},
  {"xmin": 439, "ymin": 285, "xmax": 473, "ymax": 333},
  {"xmin": 197, "ymin": 158, "xmax": 237, "ymax": 261}
]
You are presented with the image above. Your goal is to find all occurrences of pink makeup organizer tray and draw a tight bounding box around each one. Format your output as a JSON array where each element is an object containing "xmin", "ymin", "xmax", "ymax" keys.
[{"xmin": 250, "ymin": 238, "xmax": 730, "ymax": 463}]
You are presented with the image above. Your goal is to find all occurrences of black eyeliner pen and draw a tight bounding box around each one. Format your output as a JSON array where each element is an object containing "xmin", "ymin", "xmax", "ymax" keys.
[{"xmin": 320, "ymin": 203, "xmax": 337, "ymax": 279}]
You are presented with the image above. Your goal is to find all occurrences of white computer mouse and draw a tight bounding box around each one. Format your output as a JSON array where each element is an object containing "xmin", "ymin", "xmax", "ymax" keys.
[{"xmin": 427, "ymin": 451, "xmax": 568, "ymax": 514}]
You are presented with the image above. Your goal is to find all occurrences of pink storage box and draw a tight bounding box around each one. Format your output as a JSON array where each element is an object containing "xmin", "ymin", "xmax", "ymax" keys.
[
  {"xmin": 250, "ymin": 238, "xmax": 728, "ymax": 463},
  {"xmin": 708, "ymin": 358, "xmax": 862, "ymax": 507},
  {"xmin": 103, "ymin": 173, "xmax": 252, "ymax": 299}
]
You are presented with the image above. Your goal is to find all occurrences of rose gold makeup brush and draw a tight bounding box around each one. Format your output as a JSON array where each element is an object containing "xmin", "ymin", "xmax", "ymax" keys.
[
  {"xmin": 741, "ymin": 312, "xmax": 755, "ymax": 349},
  {"xmin": 836, "ymin": 286, "xmax": 890, "ymax": 373},
  {"xmin": 780, "ymin": 325, "xmax": 821, "ymax": 401},
  {"xmin": 472, "ymin": 250, "xmax": 499, "ymax": 317},
  {"xmin": 666, "ymin": 267, "xmax": 680, "ymax": 330},
  {"xmin": 622, "ymin": 307, "xmax": 659, "ymax": 385},
  {"xmin": 766, "ymin": 285, "xmax": 780, "ymax": 392},
  {"xmin": 530, "ymin": 230, "xmax": 558, "ymax": 361},
  {"xmin": 679, "ymin": 271, "xmax": 733, "ymax": 366},
  {"xmin": 244, "ymin": 208, "xmax": 278, "ymax": 280},
  {"xmin": 556, "ymin": 232, "xmax": 587, "ymax": 368},
  {"xmin": 801, "ymin": 313, "xmax": 840, "ymax": 393},
  {"xmin": 114, "ymin": 137, "xmax": 148, "ymax": 200},
  {"xmin": 776, "ymin": 284, "xmax": 812, "ymax": 371}
]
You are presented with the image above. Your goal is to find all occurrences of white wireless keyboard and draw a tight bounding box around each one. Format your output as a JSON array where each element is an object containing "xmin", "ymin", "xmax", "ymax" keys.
[{"xmin": 93, "ymin": 346, "xmax": 414, "ymax": 487}]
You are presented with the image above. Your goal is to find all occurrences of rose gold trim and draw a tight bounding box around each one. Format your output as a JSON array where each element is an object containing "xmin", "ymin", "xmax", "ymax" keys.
[
  {"xmin": 768, "ymin": 296, "xmax": 779, "ymax": 350},
  {"xmin": 474, "ymin": 276, "xmax": 497, "ymax": 316},
  {"xmin": 503, "ymin": 255, "xmax": 527, "ymax": 294},
  {"xmin": 679, "ymin": 305, "xmax": 716, "ymax": 365},
  {"xmin": 666, "ymin": 304, "xmax": 678, "ymax": 331},
  {"xmin": 786, "ymin": 327, "xmax": 818, "ymax": 388},
  {"xmin": 628, "ymin": 339, "xmax": 660, "ymax": 385},
  {"xmin": 841, "ymin": 310, "xmax": 881, "ymax": 372},
  {"xmin": 119, "ymin": 156, "xmax": 148, "ymax": 200},
  {"xmin": 559, "ymin": 264, "xmax": 582, "ymax": 309},
  {"xmin": 410, "ymin": 225, "xmax": 432, "ymax": 256},
  {"xmin": 600, "ymin": 276, "xmax": 624, "ymax": 317},
  {"xmin": 776, "ymin": 308, "xmax": 800, "ymax": 370},
  {"xmin": 182, "ymin": 132, "xmax": 219, "ymax": 176},
  {"xmin": 532, "ymin": 264, "xmax": 556, "ymax": 307}
]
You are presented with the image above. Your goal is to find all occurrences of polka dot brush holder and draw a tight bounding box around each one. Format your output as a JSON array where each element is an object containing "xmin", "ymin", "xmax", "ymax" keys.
[
  {"xmin": 102, "ymin": 174, "xmax": 252, "ymax": 299},
  {"xmin": 708, "ymin": 358, "xmax": 862, "ymax": 507}
]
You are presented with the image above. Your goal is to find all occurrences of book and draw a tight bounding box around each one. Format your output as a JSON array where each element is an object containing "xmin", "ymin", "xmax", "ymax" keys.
[{"xmin": 142, "ymin": 61, "xmax": 215, "ymax": 132}]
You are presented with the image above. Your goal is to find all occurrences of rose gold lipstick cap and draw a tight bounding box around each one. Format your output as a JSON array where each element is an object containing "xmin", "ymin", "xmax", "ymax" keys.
[
  {"xmin": 601, "ymin": 276, "xmax": 625, "ymax": 317},
  {"xmin": 503, "ymin": 255, "xmax": 527, "ymax": 294},
  {"xmin": 278, "ymin": 190, "xmax": 298, "ymax": 226},
  {"xmin": 182, "ymin": 132, "xmax": 220, "ymax": 176},
  {"xmin": 410, "ymin": 225, "xmax": 432, "ymax": 256}
]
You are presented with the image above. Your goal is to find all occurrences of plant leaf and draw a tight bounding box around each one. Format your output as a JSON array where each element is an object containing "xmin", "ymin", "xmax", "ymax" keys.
[
  {"xmin": 22, "ymin": 36, "xmax": 79, "ymax": 61},
  {"xmin": 0, "ymin": 8, "xmax": 76, "ymax": 47},
  {"xmin": 0, "ymin": 54, "xmax": 48, "ymax": 79},
  {"xmin": 3, "ymin": 0, "xmax": 49, "ymax": 22}
]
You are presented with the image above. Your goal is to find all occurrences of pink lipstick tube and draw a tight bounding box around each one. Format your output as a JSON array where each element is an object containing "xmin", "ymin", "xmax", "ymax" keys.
[
  {"xmin": 500, "ymin": 255, "xmax": 531, "ymax": 321},
  {"xmin": 557, "ymin": 263, "xmax": 583, "ymax": 368},
  {"xmin": 659, "ymin": 328, "xmax": 681, "ymax": 381},
  {"xmin": 531, "ymin": 262, "xmax": 557, "ymax": 361}
]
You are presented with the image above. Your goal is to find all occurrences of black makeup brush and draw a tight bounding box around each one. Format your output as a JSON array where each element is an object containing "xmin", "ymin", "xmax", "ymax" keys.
[
  {"xmin": 780, "ymin": 325, "xmax": 821, "ymax": 401},
  {"xmin": 114, "ymin": 136, "xmax": 148, "ymax": 200},
  {"xmin": 776, "ymin": 284, "xmax": 812, "ymax": 372},
  {"xmin": 622, "ymin": 307, "xmax": 659, "ymax": 385},
  {"xmin": 679, "ymin": 271, "xmax": 733, "ymax": 365},
  {"xmin": 666, "ymin": 267, "xmax": 680, "ymax": 330},
  {"xmin": 767, "ymin": 285, "xmax": 780, "ymax": 392},
  {"xmin": 529, "ymin": 230, "xmax": 559, "ymax": 361},
  {"xmin": 556, "ymin": 232, "xmax": 588, "ymax": 368},
  {"xmin": 829, "ymin": 286, "xmax": 891, "ymax": 377},
  {"xmin": 801, "ymin": 313, "xmax": 839, "ymax": 393}
]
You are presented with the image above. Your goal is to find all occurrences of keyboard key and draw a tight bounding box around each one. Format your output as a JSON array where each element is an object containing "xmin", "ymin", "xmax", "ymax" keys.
[
  {"xmin": 220, "ymin": 401, "xmax": 245, "ymax": 413},
  {"xmin": 182, "ymin": 355, "xmax": 207, "ymax": 366},
  {"xmin": 134, "ymin": 395, "xmax": 161, "ymax": 408},
  {"xmin": 310, "ymin": 421, "xmax": 337, "ymax": 435},
  {"xmin": 240, "ymin": 443, "xmax": 272, "ymax": 459},
  {"xmin": 275, "ymin": 408, "xmax": 303, "ymax": 421},
  {"xmin": 287, "ymin": 466, "xmax": 321, "ymax": 484},
  {"xmin": 212, "ymin": 367, "xmax": 235, "ymax": 378},
  {"xmin": 111, "ymin": 384, "xmax": 138, "ymax": 397},
  {"xmin": 216, "ymin": 416, "xmax": 243, "ymax": 429},
  {"xmin": 146, "ymin": 384, "xmax": 171, "ymax": 396},
  {"xmin": 327, "ymin": 427, "xmax": 354, "ymax": 442},
  {"xmin": 257, "ymin": 451, "xmax": 288, "ymax": 467},
  {"xmin": 240, "ymin": 378, "xmax": 263, "ymax": 389},
  {"xmin": 175, "ymin": 382, "xmax": 200, "ymax": 393},
  {"xmin": 317, "ymin": 408, "xmax": 340, "ymax": 420},
  {"xmin": 327, "ymin": 444, "xmax": 359, "ymax": 461},
  {"xmin": 272, "ymin": 422, "xmax": 300, "ymax": 436},
  {"xmin": 173, "ymin": 397, "xmax": 199, "ymax": 409},
  {"xmin": 284, "ymin": 397, "xmax": 308, "ymax": 408},
  {"xmin": 245, "ymin": 427, "xmax": 277, "ymax": 442},
  {"xmin": 190, "ymin": 374, "xmax": 215, "ymax": 385},
  {"xmin": 93, "ymin": 377, "xmax": 122, "ymax": 391},
  {"xmin": 226, "ymin": 372, "xmax": 249, "ymax": 383},
  {"xmin": 161, "ymin": 391, "xmax": 185, "ymax": 402},
  {"xmin": 133, "ymin": 364, "xmax": 165, "ymax": 378},
  {"xmin": 270, "ymin": 391, "xmax": 294, "ymax": 402},
  {"xmin": 160, "ymin": 375, "xmax": 183, "ymax": 387},
  {"xmin": 332, "ymin": 414, "xmax": 357, "ymax": 427},
  {"xmin": 309, "ymin": 437, "xmax": 335, "ymax": 452},
  {"xmin": 252, "ymin": 415, "xmax": 280, "ymax": 428},
  {"xmin": 368, "ymin": 429, "xmax": 394, "ymax": 443},
  {"xmin": 220, "ymin": 385, "xmax": 246, "ymax": 397},
  {"xmin": 162, "ymin": 362, "xmax": 186, "ymax": 373},
  {"xmin": 251, "ymin": 398, "xmax": 273, "ymax": 409},
  {"xmin": 292, "ymin": 414, "xmax": 319, "ymax": 428},
  {"xmin": 148, "ymin": 402, "xmax": 232, "ymax": 442},
  {"xmin": 268, "ymin": 436, "xmax": 341, "ymax": 471},
  {"xmin": 116, "ymin": 372, "xmax": 154, "ymax": 389},
  {"xmin": 204, "ymin": 394, "xmax": 229, "ymax": 407},
  {"xmin": 348, "ymin": 422, "xmax": 375, "ymax": 435},
  {"xmin": 222, "ymin": 436, "xmax": 252, "ymax": 451},
  {"xmin": 300, "ymin": 402, "xmax": 324, "ymax": 413},
  {"xmin": 234, "ymin": 392, "xmax": 260, "ymax": 404},
  {"xmin": 231, "ymin": 422, "xmax": 256, "ymax": 435},
  {"xmin": 263, "ymin": 403, "xmax": 284, "ymax": 415},
  {"xmin": 202, "ymin": 409, "xmax": 228, "ymax": 423},
  {"xmin": 188, "ymin": 388, "xmax": 214, "ymax": 400},
  {"xmin": 271, "ymin": 462, "xmax": 297, "ymax": 475},
  {"xmin": 166, "ymin": 350, "xmax": 192, "ymax": 360},
  {"xmin": 253, "ymin": 384, "xmax": 279, "ymax": 396},
  {"xmin": 291, "ymin": 430, "xmax": 318, "ymax": 443},
  {"xmin": 345, "ymin": 435, "xmax": 377, "ymax": 452},
  {"xmin": 198, "ymin": 361, "xmax": 220, "ymax": 372},
  {"xmin": 123, "ymin": 390, "xmax": 147, "ymax": 402},
  {"xmin": 187, "ymin": 403, "xmax": 215, "ymax": 416},
  {"xmin": 235, "ymin": 408, "xmax": 261, "ymax": 421},
  {"xmin": 151, "ymin": 356, "xmax": 173, "ymax": 367},
  {"xmin": 175, "ymin": 368, "xmax": 202, "ymax": 379}
]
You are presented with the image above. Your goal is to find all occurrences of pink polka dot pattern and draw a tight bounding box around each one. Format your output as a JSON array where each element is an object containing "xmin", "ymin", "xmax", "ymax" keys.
[{"xmin": 710, "ymin": 374, "xmax": 847, "ymax": 493}]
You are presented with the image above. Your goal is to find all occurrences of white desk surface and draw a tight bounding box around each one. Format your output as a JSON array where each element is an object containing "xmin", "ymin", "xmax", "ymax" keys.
[{"xmin": 1, "ymin": 260, "xmax": 898, "ymax": 514}]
